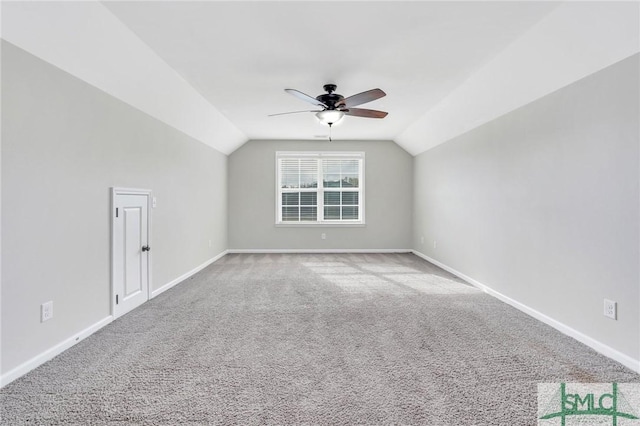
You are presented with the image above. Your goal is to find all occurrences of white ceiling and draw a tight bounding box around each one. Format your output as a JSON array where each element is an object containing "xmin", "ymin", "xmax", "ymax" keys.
[
  {"xmin": 101, "ymin": 1, "xmax": 557, "ymax": 143},
  {"xmin": 2, "ymin": 1, "xmax": 639, "ymax": 155}
]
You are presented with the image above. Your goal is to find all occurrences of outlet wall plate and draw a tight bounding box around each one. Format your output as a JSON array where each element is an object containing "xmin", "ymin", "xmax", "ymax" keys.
[
  {"xmin": 41, "ymin": 301, "xmax": 53, "ymax": 322},
  {"xmin": 603, "ymin": 299, "xmax": 617, "ymax": 320}
]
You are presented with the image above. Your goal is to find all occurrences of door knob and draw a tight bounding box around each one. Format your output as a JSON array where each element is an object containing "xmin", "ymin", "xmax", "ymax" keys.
[{"xmin": 142, "ymin": 245, "xmax": 150, "ymax": 252}]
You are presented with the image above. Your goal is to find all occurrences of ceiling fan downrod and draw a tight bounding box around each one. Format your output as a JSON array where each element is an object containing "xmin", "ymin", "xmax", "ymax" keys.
[{"xmin": 323, "ymin": 84, "xmax": 337, "ymax": 94}]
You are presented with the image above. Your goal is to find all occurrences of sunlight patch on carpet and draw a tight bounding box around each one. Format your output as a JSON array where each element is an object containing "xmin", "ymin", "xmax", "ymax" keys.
[
  {"xmin": 385, "ymin": 274, "xmax": 480, "ymax": 295},
  {"xmin": 320, "ymin": 274, "xmax": 413, "ymax": 295}
]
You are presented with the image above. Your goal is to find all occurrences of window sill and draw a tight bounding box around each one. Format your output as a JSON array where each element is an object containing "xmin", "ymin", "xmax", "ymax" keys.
[{"xmin": 275, "ymin": 222, "xmax": 366, "ymax": 228}]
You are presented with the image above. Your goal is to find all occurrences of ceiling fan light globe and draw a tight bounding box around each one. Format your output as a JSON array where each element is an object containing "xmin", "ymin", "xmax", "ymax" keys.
[{"xmin": 316, "ymin": 110, "xmax": 344, "ymax": 126}]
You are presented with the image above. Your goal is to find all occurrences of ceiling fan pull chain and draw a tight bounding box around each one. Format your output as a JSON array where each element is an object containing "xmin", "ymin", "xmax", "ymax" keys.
[{"xmin": 329, "ymin": 123, "xmax": 333, "ymax": 142}]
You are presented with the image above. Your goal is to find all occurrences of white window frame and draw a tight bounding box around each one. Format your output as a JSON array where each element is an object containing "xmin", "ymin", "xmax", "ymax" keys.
[{"xmin": 275, "ymin": 151, "xmax": 365, "ymax": 226}]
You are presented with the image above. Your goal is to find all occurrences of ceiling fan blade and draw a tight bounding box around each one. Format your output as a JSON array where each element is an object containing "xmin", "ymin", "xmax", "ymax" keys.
[
  {"xmin": 343, "ymin": 108, "xmax": 388, "ymax": 119},
  {"xmin": 339, "ymin": 88, "xmax": 386, "ymax": 108},
  {"xmin": 268, "ymin": 110, "xmax": 322, "ymax": 117},
  {"xmin": 285, "ymin": 89, "xmax": 327, "ymax": 107}
]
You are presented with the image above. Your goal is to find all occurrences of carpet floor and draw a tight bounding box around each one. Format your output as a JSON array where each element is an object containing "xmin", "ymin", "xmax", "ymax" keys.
[{"xmin": 1, "ymin": 253, "xmax": 638, "ymax": 425}]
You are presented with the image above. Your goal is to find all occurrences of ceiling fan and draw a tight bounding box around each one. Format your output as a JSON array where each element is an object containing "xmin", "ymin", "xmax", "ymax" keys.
[{"xmin": 270, "ymin": 84, "xmax": 388, "ymax": 127}]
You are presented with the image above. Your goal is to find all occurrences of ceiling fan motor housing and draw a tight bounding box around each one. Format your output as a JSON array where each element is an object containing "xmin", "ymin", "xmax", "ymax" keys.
[{"xmin": 317, "ymin": 84, "xmax": 344, "ymax": 110}]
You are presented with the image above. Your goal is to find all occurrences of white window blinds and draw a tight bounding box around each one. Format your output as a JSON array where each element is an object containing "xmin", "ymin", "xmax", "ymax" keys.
[{"xmin": 276, "ymin": 152, "xmax": 364, "ymax": 225}]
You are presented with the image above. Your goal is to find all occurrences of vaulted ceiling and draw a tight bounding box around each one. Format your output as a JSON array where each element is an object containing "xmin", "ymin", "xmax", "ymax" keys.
[{"xmin": 2, "ymin": 1, "xmax": 638, "ymax": 155}]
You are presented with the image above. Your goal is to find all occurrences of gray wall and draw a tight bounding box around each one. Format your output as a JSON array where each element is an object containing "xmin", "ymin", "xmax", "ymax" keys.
[
  {"xmin": 413, "ymin": 54, "xmax": 639, "ymax": 359},
  {"xmin": 228, "ymin": 140, "xmax": 412, "ymax": 250},
  {"xmin": 1, "ymin": 42, "xmax": 228, "ymax": 374}
]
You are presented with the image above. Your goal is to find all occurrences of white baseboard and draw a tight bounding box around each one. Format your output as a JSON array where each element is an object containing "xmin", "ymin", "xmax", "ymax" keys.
[
  {"xmin": 412, "ymin": 250, "xmax": 640, "ymax": 374},
  {"xmin": 151, "ymin": 250, "xmax": 228, "ymax": 298},
  {"xmin": 1, "ymin": 316, "xmax": 113, "ymax": 388},
  {"xmin": 227, "ymin": 248, "xmax": 412, "ymax": 254}
]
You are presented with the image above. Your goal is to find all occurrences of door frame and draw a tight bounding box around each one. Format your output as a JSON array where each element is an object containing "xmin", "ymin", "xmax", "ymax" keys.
[{"xmin": 111, "ymin": 187, "xmax": 152, "ymax": 318}]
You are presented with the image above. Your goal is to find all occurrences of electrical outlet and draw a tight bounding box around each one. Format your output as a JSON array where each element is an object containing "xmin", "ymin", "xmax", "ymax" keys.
[
  {"xmin": 208, "ymin": 239, "xmax": 212, "ymax": 248},
  {"xmin": 321, "ymin": 233, "xmax": 326, "ymax": 240},
  {"xmin": 420, "ymin": 236, "xmax": 424, "ymax": 245},
  {"xmin": 604, "ymin": 299, "xmax": 617, "ymax": 320},
  {"xmin": 41, "ymin": 301, "xmax": 53, "ymax": 322},
  {"xmin": 433, "ymin": 240, "xmax": 437, "ymax": 249},
  {"xmin": 152, "ymin": 197, "xmax": 157, "ymax": 208}
]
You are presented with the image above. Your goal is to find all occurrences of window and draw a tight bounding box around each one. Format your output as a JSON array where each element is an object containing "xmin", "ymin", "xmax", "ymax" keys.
[{"xmin": 276, "ymin": 152, "xmax": 364, "ymax": 225}]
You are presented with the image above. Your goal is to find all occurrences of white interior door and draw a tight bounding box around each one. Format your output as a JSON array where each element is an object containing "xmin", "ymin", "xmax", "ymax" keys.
[{"xmin": 112, "ymin": 189, "xmax": 151, "ymax": 319}]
